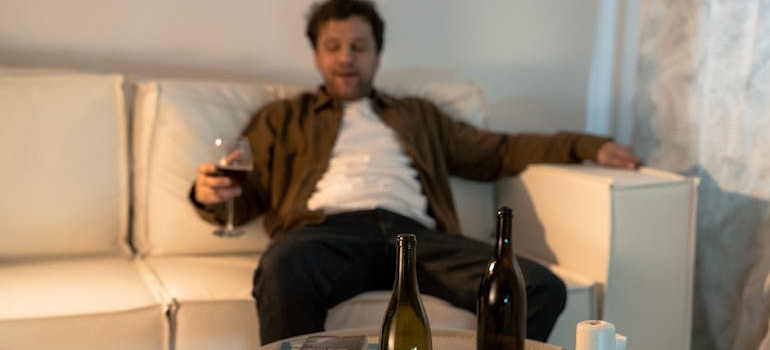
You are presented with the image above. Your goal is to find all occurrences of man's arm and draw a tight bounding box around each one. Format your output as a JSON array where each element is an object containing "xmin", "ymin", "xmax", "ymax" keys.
[
  {"xmin": 188, "ymin": 100, "xmax": 284, "ymax": 226},
  {"xmin": 395, "ymin": 95, "xmax": 636, "ymax": 178},
  {"xmin": 429, "ymin": 104, "xmax": 641, "ymax": 176}
]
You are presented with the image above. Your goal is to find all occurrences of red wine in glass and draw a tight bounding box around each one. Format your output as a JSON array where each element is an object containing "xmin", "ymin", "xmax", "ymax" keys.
[{"xmin": 214, "ymin": 164, "xmax": 250, "ymax": 185}]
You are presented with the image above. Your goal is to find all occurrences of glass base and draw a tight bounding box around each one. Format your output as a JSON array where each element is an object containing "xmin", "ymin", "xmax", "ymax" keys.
[{"xmin": 213, "ymin": 227, "xmax": 246, "ymax": 237}]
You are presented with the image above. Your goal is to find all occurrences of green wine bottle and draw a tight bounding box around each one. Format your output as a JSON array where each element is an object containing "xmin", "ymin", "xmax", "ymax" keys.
[
  {"xmin": 477, "ymin": 207, "xmax": 527, "ymax": 350},
  {"xmin": 380, "ymin": 234, "xmax": 432, "ymax": 350}
]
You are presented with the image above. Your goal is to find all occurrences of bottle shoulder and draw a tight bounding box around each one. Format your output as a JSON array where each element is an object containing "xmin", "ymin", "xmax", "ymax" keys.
[
  {"xmin": 479, "ymin": 260, "xmax": 525, "ymax": 288},
  {"xmin": 484, "ymin": 257, "xmax": 520, "ymax": 272}
]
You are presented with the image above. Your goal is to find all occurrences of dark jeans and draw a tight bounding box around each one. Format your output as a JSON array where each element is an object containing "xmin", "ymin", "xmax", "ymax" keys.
[{"xmin": 252, "ymin": 209, "xmax": 565, "ymax": 345}]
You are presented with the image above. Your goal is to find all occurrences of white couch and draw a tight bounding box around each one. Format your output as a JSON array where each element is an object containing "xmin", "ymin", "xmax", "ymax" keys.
[{"xmin": 0, "ymin": 68, "xmax": 698, "ymax": 350}]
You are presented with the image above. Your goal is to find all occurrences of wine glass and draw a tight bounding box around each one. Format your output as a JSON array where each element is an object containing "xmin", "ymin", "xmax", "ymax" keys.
[{"xmin": 211, "ymin": 135, "xmax": 253, "ymax": 237}]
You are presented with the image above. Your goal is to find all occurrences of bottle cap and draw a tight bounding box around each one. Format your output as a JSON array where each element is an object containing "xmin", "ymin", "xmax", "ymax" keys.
[{"xmin": 396, "ymin": 233, "xmax": 417, "ymax": 248}]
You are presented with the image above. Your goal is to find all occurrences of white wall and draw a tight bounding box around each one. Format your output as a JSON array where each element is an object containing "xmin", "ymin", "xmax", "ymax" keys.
[{"xmin": 0, "ymin": 0, "xmax": 603, "ymax": 133}]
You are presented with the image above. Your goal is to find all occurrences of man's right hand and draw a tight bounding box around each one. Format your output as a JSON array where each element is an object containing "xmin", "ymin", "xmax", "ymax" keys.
[
  {"xmin": 596, "ymin": 141, "xmax": 643, "ymax": 170},
  {"xmin": 194, "ymin": 163, "xmax": 242, "ymax": 205}
]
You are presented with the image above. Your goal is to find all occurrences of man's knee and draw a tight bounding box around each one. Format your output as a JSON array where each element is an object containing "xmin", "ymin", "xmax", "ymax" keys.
[{"xmin": 253, "ymin": 238, "xmax": 320, "ymax": 298}]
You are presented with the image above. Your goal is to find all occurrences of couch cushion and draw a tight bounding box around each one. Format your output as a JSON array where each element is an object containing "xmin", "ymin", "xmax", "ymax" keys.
[
  {"xmin": 0, "ymin": 257, "xmax": 169, "ymax": 349},
  {"xmin": 132, "ymin": 77, "xmax": 492, "ymax": 256},
  {"xmin": 133, "ymin": 79, "xmax": 274, "ymax": 256},
  {"xmin": 143, "ymin": 255, "xmax": 261, "ymax": 349},
  {"xmin": 377, "ymin": 78, "xmax": 487, "ymax": 129},
  {"xmin": 0, "ymin": 70, "xmax": 131, "ymax": 259}
]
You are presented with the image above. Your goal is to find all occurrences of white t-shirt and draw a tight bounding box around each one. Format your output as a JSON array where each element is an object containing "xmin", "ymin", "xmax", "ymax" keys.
[{"xmin": 306, "ymin": 98, "xmax": 435, "ymax": 228}]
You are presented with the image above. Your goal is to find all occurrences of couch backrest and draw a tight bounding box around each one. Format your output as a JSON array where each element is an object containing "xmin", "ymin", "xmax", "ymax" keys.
[
  {"xmin": 0, "ymin": 69, "xmax": 131, "ymax": 260},
  {"xmin": 132, "ymin": 79, "xmax": 274, "ymax": 256},
  {"xmin": 132, "ymin": 77, "xmax": 495, "ymax": 256}
]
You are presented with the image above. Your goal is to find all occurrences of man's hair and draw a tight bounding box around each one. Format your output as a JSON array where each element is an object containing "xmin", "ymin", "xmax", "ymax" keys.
[{"xmin": 306, "ymin": 0, "xmax": 385, "ymax": 53}]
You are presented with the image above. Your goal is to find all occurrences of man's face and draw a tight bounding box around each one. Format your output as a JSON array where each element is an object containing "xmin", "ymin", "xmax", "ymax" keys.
[{"xmin": 314, "ymin": 16, "xmax": 380, "ymax": 101}]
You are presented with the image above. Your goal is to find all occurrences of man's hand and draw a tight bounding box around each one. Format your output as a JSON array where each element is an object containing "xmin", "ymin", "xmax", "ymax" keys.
[
  {"xmin": 596, "ymin": 142, "xmax": 642, "ymax": 170},
  {"xmin": 194, "ymin": 163, "xmax": 242, "ymax": 205}
]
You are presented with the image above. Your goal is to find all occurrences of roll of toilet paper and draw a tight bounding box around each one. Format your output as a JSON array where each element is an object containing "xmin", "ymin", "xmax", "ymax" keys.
[
  {"xmin": 615, "ymin": 334, "xmax": 627, "ymax": 350},
  {"xmin": 575, "ymin": 320, "xmax": 616, "ymax": 350}
]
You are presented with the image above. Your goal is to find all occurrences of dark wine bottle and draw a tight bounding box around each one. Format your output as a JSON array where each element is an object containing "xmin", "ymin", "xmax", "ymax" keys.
[
  {"xmin": 477, "ymin": 207, "xmax": 527, "ymax": 350},
  {"xmin": 380, "ymin": 233, "xmax": 432, "ymax": 350}
]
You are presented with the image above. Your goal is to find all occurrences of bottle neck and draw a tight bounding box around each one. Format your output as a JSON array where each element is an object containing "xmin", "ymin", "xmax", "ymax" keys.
[
  {"xmin": 496, "ymin": 210, "xmax": 514, "ymax": 263},
  {"xmin": 395, "ymin": 235, "xmax": 419, "ymax": 295}
]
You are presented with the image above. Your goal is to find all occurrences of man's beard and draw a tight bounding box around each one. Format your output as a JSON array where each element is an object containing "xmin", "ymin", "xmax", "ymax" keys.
[{"xmin": 326, "ymin": 74, "xmax": 373, "ymax": 101}]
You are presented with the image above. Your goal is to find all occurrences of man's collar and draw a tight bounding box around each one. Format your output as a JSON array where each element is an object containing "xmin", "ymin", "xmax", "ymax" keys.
[
  {"xmin": 312, "ymin": 86, "xmax": 395, "ymax": 111},
  {"xmin": 311, "ymin": 86, "xmax": 335, "ymax": 111}
]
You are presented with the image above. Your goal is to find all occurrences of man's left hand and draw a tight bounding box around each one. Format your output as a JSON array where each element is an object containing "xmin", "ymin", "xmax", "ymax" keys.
[{"xmin": 596, "ymin": 142, "xmax": 642, "ymax": 170}]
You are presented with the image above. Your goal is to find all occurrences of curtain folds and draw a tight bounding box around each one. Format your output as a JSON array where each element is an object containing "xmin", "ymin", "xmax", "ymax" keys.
[{"xmin": 632, "ymin": 1, "xmax": 770, "ymax": 349}]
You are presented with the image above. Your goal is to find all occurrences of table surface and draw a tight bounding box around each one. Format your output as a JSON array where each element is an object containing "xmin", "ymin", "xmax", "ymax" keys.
[{"xmin": 260, "ymin": 328, "xmax": 565, "ymax": 350}]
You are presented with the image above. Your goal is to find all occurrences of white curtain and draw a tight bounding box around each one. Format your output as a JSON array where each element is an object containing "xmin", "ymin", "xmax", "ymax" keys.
[{"xmin": 629, "ymin": 1, "xmax": 770, "ymax": 349}]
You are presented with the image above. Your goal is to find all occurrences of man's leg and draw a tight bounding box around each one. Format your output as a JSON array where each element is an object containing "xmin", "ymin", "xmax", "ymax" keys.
[
  {"xmin": 253, "ymin": 209, "xmax": 565, "ymax": 343},
  {"xmin": 412, "ymin": 230, "xmax": 567, "ymax": 342},
  {"xmin": 252, "ymin": 212, "xmax": 395, "ymax": 345}
]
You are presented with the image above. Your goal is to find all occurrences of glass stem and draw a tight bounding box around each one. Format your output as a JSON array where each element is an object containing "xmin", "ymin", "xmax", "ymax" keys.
[{"xmin": 225, "ymin": 198, "xmax": 235, "ymax": 231}]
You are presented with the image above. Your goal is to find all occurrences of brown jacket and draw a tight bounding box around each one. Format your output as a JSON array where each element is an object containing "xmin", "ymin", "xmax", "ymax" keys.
[{"xmin": 193, "ymin": 87, "xmax": 610, "ymax": 238}]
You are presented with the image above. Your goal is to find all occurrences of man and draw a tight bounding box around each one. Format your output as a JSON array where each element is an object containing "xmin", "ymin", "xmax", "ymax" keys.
[{"xmin": 191, "ymin": 0, "xmax": 641, "ymax": 345}]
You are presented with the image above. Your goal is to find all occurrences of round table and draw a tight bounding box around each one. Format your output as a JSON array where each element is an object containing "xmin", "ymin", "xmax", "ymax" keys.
[{"xmin": 260, "ymin": 328, "xmax": 564, "ymax": 350}]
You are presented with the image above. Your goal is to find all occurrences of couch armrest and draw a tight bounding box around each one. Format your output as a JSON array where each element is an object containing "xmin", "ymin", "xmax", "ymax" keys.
[{"xmin": 495, "ymin": 164, "xmax": 698, "ymax": 350}]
